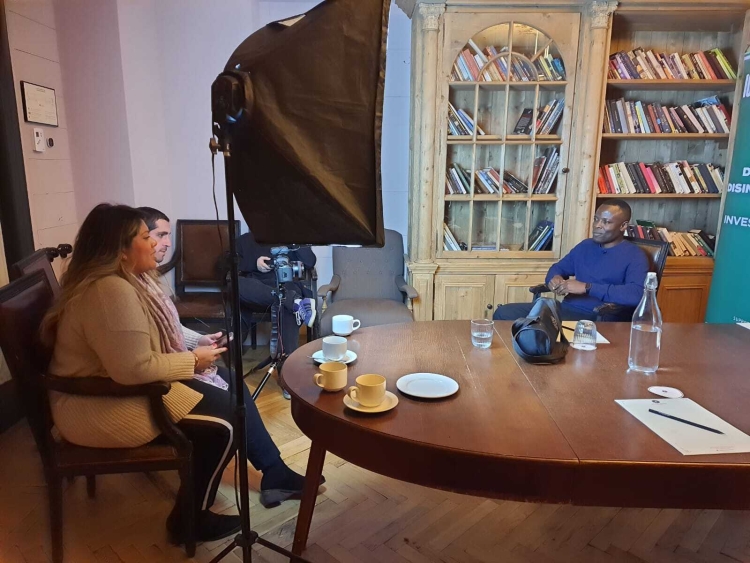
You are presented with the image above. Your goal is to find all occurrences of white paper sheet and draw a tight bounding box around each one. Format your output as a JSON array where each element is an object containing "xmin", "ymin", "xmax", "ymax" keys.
[
  {"xmin": 561, "ymin": 321, "xmax": 610, "ymax": 344},
  {"xmin": 739, "ymin": 322, "xmax": 750, "ymax": 331},
  {"xmin": 616, "ymin": 398, "xmax": 750, "ymax": 456}
]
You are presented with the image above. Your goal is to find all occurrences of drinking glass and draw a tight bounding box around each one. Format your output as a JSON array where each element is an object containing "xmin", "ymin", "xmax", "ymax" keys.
[
  {"xmin": 571, "ymin": 320, "xmax": 597, "ymax": 351},
  {"xmin": 471, "ymin": 319, "xmax": 494, "ymax": 348}
]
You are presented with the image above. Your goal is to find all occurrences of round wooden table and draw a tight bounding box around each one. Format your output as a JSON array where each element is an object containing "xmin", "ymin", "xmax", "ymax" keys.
[{"xmin": 283, "ymin": 321, "xmax": 750, "ymax": 554}]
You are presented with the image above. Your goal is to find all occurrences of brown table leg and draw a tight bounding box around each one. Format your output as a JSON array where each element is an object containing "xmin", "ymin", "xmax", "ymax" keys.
[{"xmin": 292, "ymin": 440, "xmax": 326, "ymax": 555}]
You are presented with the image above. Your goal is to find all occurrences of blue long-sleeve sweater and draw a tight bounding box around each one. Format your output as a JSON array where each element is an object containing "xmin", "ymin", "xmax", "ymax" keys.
[{"xmin": 545, "ymin": 239, "xmax": 649, "ymax": 313}]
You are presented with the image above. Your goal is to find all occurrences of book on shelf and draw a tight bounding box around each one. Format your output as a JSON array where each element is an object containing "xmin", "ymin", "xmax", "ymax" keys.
[
  {"xmin": 443, "ymin": 223, "xmax": 467, "ymax": 251},
  {"xmin": 513, "ymin": 109, "xmax": 534, "ymax": 134},
  {"xmin": 446, "ymin": 163, "xmax": 472, "ymax": 194},
  {"xmin": 626, "ymin": 222, "xmax": 715, "ymax": 257},
  {"xmin": 513, "ymin": 99, "xmax": 564, "ymax": 135},
  {"xmin": 598, "ymin": 161, "xmax": 723, "ymax": 194},
  {"xmin": 526, "ymin": 220, "xmax": 554, "ymax": 251},
  {"xmin": 450, "ymin": 43, "xmax": 566, "ymax": 82},
  {"xmin": 603, "ymin": 95, "xmax": 730, "ymax": 134},
  {"xmin": 532, "ymin": 147, "xmax": 559, "ymax": 194},
  {"xmin": 503, "ymin": 170, "xmax": 529, "ymax": 194},
  {"xmin": 448, "ymin": 102, "xmax": 485, "ymax": 136},
  {"xmin": 608, "ymin": 47, "xmax": 736, "ymax": 80}
]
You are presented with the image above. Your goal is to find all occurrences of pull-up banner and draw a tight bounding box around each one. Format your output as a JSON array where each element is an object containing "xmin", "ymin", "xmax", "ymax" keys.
[{"xmin": 706, "ymin": 48, "xmax": 750, "ymax": 324}]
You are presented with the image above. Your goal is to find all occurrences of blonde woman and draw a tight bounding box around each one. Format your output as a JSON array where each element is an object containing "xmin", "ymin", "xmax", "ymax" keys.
[{"xmin": 43, "ymin": 204, "xmax": 319, "ymax": 544}]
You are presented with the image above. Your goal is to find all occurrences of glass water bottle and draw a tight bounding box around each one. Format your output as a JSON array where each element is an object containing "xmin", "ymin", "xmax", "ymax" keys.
[{"xmin": 628, "ymin": 272, "xmax": 663, "ymax": 374}]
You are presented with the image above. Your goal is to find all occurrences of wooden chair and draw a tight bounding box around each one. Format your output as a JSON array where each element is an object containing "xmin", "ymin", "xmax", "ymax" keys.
[
  {"xmin": 528, "ymin": 238, "xmax": 670, "ymax": 322},
  {"xmin": 158, "ymin": 219, "xmax": 240, "ymax": 330},
  {"xmin": 0, "ymin": 271, "xmax": 196, "ymax": 562},
  {"xmin": 10, "ymin": 247, "xmax": 64, "ymax": 296}
]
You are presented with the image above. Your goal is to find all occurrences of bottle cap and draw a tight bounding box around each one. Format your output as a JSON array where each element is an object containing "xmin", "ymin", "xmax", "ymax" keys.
[{"xmin": 645, "ymin": 271, "xmax": 657, "ymax": 290}]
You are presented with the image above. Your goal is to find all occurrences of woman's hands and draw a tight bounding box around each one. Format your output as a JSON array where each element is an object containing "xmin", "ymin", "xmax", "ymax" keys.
[{"xmin": 193, "ymin": 345, "xmax": 227, "ymax": 371}]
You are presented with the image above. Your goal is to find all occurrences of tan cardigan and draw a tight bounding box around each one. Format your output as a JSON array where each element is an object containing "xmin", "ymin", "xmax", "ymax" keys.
[{"xmin": 48, "ymin": 275, "xmax": 202, "ymax": 448}]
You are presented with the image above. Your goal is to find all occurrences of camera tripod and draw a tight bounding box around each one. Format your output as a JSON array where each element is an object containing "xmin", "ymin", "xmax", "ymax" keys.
[{"xmin": 250, "ymin": 287, "xmax": 288, "ymax": 402}]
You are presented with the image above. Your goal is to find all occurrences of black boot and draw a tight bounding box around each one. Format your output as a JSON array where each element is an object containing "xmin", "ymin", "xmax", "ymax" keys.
[
  {"xmin": 167, "ymin": 506, "xmax": 241, "ymax": 544},
  {"xmin": 259, "ymin": 460, "xmax": 325, "ymax": 508}
]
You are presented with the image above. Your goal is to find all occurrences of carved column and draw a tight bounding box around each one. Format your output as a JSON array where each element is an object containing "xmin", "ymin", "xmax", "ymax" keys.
[
  {"xmin": 407, "ymin": 2, "xmax": 444, "ymax": 321},
  {"xmin": 565, "ymin": 0, "xmax": 617, "ymax": 249}
]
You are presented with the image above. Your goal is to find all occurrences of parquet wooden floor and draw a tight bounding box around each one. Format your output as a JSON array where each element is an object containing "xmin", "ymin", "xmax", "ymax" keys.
[{"xmin": 1, "ymin": 348, "xmax": 750, "ymax": 563}]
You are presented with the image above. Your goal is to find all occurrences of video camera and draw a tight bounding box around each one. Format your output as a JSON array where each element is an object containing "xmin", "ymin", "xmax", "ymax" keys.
[{"xmin": 269, "ymin": 246, "xmax": 305, "ymax": 284}]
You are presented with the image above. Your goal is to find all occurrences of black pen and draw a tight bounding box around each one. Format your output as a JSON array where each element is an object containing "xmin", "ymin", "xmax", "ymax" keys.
[{"xmin": 648, "ymin": 409, "xmax": 724, "ymax": 435}]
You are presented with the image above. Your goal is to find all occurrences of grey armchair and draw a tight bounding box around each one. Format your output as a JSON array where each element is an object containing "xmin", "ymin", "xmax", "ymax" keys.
[{"xmin": 318, "ymin": 229, "xmax": 418, "ymax": 336}]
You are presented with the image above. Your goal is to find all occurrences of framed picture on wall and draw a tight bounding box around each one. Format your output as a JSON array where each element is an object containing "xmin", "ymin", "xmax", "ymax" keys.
[{"xmin": 20, "ymin": 81, "xmax": 58, "ymax": 127}]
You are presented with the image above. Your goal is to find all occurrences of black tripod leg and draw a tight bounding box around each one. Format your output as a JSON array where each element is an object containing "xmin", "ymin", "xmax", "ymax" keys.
[
  {"xmin": 256, "ymin": 536, "xmax": 312, "ymax": 561},
  {"xmin": 251, "ymin": 360, "xmax": 277, "ymax": 401}
]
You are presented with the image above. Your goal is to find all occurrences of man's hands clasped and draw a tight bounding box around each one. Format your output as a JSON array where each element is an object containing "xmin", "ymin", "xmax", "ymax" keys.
[{"xmin": 548, "ymin": 275, "xmax": 587, "ymax": 296}]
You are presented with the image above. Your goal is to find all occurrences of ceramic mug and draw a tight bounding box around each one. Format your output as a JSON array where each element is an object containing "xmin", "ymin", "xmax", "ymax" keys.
[
  {"xmin": 313, "ymin": 361, "xmax": 347, "ymax": 392},
  {"xmin": 322, "ymin": 335, "xmax": 348, "ymax": 361},
  {"xmin": 347, "ymin": 374, "xmax": 386, "ymax": 407},
  {"xmin": 332, "ymin": 314, "xmax": 361, "ymax": 336}
]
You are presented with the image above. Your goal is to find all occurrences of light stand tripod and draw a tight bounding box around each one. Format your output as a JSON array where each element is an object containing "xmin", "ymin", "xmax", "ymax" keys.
[{"xmin": 208, "ymin": 125, "xmax": 311, "ymax": 563}]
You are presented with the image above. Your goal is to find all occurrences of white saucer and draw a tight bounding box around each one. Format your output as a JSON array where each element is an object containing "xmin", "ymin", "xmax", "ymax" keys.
[
  {"xmin": 333, "ymin": 331, "xmax": 353, "ymax": 337},
  {"xmin": 396, "ymin": 373, "xmax": 459, "ymax": 399},
  {"xmin": 311, "ymin": 350, "xmax": 358, "ymax": 365},
  {"xmin": 343, "ymin": 390, "xmax": 398, "ymax": 413},
  {"xmin": 648, "ymin": 386, "xmax": 684, "ymax": 399}
]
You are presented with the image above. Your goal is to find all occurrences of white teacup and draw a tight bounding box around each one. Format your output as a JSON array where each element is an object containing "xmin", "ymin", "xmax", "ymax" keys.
[
  {"xmin": 322, "ymin": 336, "xmax": 347, "ymax": 361},
  {"xmin": 347, "ymin": 374, "xmax": 386, "ymax": 407},
  {"xmin": 332, "ymin": 314, "xmax": 361, "ymax": 336}
]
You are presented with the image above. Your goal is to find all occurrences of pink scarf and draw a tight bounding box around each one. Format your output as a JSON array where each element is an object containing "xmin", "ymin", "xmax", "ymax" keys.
[{"xmin": 135, "ymin": 274, "xmax": 227, "ymax": 391}]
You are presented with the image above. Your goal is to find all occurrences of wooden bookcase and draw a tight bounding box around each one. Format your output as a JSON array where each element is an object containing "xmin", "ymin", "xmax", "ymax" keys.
[
  {"xmin": 397, "ymin": 0, "xmax": 749, "ymax": 323},
  {"xmin": 593, "ymin": 7, "xmax": 747, "ymax": 322}
]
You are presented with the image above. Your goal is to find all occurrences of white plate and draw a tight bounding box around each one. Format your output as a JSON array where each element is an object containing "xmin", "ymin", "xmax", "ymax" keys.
[
  {"xmin": 310, "ymin": 350, "xmax": 358, "ymax": 365},
  {"xmin": 648, "ymin": 386, "xmax": 684, "ymax": 399},
  {"xmin": 396, "ymin": 373, "xmax": 459, "ymax": 399},
  {"xmin": 343, "ymin": 390, "xmax": 399, "ymax": 413}
]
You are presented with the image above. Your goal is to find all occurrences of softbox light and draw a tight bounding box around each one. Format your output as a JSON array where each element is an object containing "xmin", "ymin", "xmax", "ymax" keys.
[{"xmin": 222, "ymin": 0, "xmax": 389, "ymax": 246}]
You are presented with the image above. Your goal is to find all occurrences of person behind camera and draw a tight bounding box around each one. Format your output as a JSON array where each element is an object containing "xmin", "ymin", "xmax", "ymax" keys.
[
  {"xmin": 236, "ymin": 231, "xmax": 317, "ymax": 356},
  {"xmin": 493, "ymin": 200, "xmax": 649, "ymax": 321},
  {"xmin": 43, "ymin": 204, "xmax": 322, "ymax": 545}
]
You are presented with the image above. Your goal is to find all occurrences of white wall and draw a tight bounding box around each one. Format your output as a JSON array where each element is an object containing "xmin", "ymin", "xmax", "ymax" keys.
[
  {"xmin": 55, "ymin": 0, "xmax": 134, "ymax": 218},
  {"xmin": 54, "ymin": 0, "xmax": 412, "ymax": 286}
]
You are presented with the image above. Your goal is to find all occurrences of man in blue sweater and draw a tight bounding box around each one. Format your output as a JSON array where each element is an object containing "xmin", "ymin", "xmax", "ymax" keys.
[{"xmin": 494, "ymin": 200, "xmax": 649, "ymax": 321}]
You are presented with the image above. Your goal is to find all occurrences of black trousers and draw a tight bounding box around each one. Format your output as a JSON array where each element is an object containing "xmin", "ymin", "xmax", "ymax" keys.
[
  {"xmin": 177, "ymin": 367, "xmax": 280, "ymax": 513},
  {"xmin": 237, "ymin": 277, "xmax": 311, "ymax": 356}
]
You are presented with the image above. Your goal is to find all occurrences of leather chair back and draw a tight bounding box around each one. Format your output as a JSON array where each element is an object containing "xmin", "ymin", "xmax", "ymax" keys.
[
  {"xmin": 628, "ymin": 238, "xmax": 669, "ymax": 285},
  {"xmin": 173, "ymin": 220, "xmax": 240, "ymax": 293},
  {"xmin": 11, "ymin": 248, "xmax": 61, "ymax": 297},
  {"xmin": 0, "ymin": 270, "xmax": 56, "ymax": 463},
  {"xmin": 331, "ymin": 229, "xmax": 405, "ymax": 302}
]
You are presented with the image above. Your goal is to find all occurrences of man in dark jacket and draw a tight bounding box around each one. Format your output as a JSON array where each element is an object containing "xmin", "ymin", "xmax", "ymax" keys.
[{"xmin": 236, "ymin": 231, "xmax": 317, "ymax": 357}]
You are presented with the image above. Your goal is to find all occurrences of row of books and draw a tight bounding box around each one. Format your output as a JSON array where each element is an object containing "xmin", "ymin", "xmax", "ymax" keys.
[
  {"xmin": 598, "ymin": 161, "xmax": 724, "ymax": 195},
  {"xmin": 603, "ymin": 96, "xmax": 731, "ymax": 135},
  {"xmin": 608, "ymin": 48, "xmax": 736, "ymax": 81},
  {"xmin": 627, "ymin": 221, "xmax": 716, "ymax": 257},
  {"xmin": 451, "ymin": 40, "xmax": 566, "ymax": 82},
  {"xmin": 527, "ymin": 220, "xmax": 554, "ymax": 251},
  {"xmin": 448, "ymin": 103, "xmax": 485, "ymax": 136},
  {"xmin": 513, "ymin": 99, "xmax": 564, "ymax": 135},
  {"xmin": 445, "ymin": 163, "xmax": 529, "ymax": 195},
  {"xmin": 445, "ymin": 148, "xmax": 560, "ymax": 196}
]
